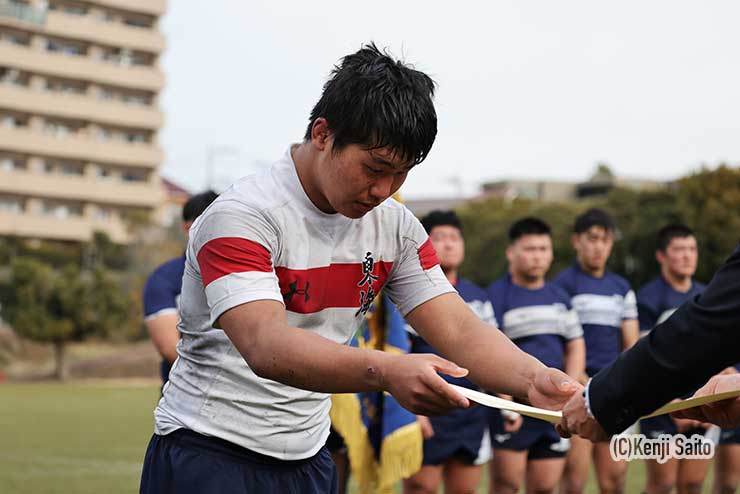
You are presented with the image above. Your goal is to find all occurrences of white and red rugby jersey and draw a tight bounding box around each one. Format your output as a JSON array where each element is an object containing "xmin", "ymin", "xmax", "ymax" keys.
[{"xmin": 155, "ymin": 147, "xmax": 455, "ymax": 460}]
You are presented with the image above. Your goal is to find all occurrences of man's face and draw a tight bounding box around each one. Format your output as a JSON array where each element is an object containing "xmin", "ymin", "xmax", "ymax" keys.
[
  {"xmin": 657, "ymin": 235, "xmax": 698, "ymax": 279},
  {"xmin": 319, "ymin": 141, "xmax": 412, "ymax": 219},
  {"xmin": 573, "ymin": 226, "xmax": 613, "ymax": 272},
  {"xmin": 507, "ymin": 234, "xmax": 553, "ymax": 282},
  {"xmin": 429, "ymin": 225, "xmax": 464, "ymax": 272}
]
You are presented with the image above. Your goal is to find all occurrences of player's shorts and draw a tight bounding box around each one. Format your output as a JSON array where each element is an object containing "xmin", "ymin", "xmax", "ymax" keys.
[
  {"xmin": 640, "ymin": 414, "xmax": 712, "ymax": 439},
  {"xmin": 140, "ymin": 429, "xmax": 337, "ymax": 494},
  {"xmin": 325, "ymin": 426, "xmax": 347, "ymax": 455},
  {"xmin": 490, "ymin": 412, "xmax": 569, "ymax": 460},
  {"xmin": 719, "ymin": 427, "xmax": 740, "ymax": 445},
  {"xmin": 422, "ymin": 404, "xmax": 490, "ymax": 466}
]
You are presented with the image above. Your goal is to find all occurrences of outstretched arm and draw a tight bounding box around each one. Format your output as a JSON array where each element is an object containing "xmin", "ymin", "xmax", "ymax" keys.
[{"xmin": 405, "ymin": 292, "xmax": 581, "ymax": 410}]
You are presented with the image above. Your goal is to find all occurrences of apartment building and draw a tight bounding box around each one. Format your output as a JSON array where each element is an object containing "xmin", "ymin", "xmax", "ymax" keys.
[{"xmin": 0, "ymin": 0, "xmax": 166, "ymax": 244}]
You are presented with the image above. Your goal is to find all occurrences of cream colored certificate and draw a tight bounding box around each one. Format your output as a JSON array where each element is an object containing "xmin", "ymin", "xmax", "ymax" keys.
[
  {"xmin": 451, "ymin": 384, "xmax": 740, "ymax": 425},
  {"xmin": 642, "ymin": 389, "xmax": 740, "ymax": 418},
  {"xmin": 451, "ymin": 385, "xmax": 562, "ymax": 424}
]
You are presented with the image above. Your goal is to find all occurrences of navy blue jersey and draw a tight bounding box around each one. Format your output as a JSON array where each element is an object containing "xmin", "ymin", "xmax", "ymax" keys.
[
  {"xmin": 637, "ymin": 276, "xmax": 705, "ymax": 333},
  {"xmin": 553, "ymin": 263, "xmax": 637, "ymax": 374},
  {"xmin": 409, "ymin": 278, "xmax": 495, "ymax": 390},
  {"xmin": 143, "ymin": 256, "xmax": 185, "ymax": 382},
  {"xmin": 487, "ymin": 275, "xmax": 582, "ymax": 370}
]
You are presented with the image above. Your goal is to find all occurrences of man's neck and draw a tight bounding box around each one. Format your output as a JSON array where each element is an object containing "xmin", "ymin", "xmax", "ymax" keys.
[
  {"xmin": 291, "ymin": 143, "xmax": 334, "ymax": 214},
  {"xmin": 577, "ymin": 259, "xmax": 605, "ymax": 278},
  {"xmin": 662, "ymin": 268, "xmax": 692, "ymax": 293},
  {"xmin": 510, "ymin": 271, "xmax": 545, "ymax": 290}
]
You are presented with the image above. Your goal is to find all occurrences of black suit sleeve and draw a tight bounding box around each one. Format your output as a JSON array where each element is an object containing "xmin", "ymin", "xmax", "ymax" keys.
[{"xmin": 589, "ymin": 244, "xmax": 740, "ymax": 435}]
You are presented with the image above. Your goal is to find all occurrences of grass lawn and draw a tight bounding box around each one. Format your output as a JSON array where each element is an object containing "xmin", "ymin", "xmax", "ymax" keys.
[
  {"xmin": 0, "ymin": 381, "xmax": 717, "ymax": 493},
  {"xmin": 0, "ymin": 381, "xmax": 160, "ymax": 494}
]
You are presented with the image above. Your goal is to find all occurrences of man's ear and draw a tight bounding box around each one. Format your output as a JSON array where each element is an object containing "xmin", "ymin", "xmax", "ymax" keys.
[{"xmin": 310, "ymin": 118, "xmax": 332, "ymax": 151}]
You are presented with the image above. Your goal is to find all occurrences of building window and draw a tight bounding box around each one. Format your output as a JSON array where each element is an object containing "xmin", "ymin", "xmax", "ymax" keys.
[
  {"xmin": 92, "ymin": 207, "xmax": 111, "ymax": 221},
  {"xmin": 94, "ymin": 165, "xmax": 112, "ymax": 180},
  {"xmin": 0, "ymin": 155, "xmax": 25, "ymax": 171},
  {"xmin": 0, "ymin": 67, "xmax": 29, "ymax": 87},
  {"xmin": 0, "ymin": 195, "xmax": 23, "ymax": 214},
  {"xmin": 121, "ymin": 92, "xmax": 150, "ymax": 106},
  {"xmin": 121, "ymin": 169, "xmax": 147, "ymax": 182},
  {"xmin": 42, "ymin": 200, "xmax": 82, "ymax": 219},
  {"xmin": 43, "ymin": 121, "xmax": 71, "ymax": 137},
  {"xmin": 0, "ymin": 29, "xmax": 31, "ymax": 46},
  {"xmin": 1, "ymin": 113, "xmax": 26, "ymax": 128},
  {"xmin": 49, "ymin": 1, "xmax": 88, "ymax": 16},
  {"xmin": 92, "ymin": 126, "xmax": 111, "ymax": 141},
  {"xmin": 45, "ymin": 77, "xmax": 86, "ymax": 95},
  {"xmin": 46, "ymin": 37, "xmax": 86, "ymax": 56},
  {"xmin": 59, "ymin": 161, "xmax": 83, "ymax": 176}
]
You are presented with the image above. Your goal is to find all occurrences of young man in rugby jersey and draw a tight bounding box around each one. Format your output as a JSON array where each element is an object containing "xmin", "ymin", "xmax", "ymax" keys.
[
  {"xmin": 143, "ymin": 190, "xmax": 218, "ymax": 385},
  {"xmin": 553, "ymin": 208, "xmax": 639, "ymax": 494},
  {"xmin": 487, "ymin": 217, "xmax": 586, "ymax": 494},
  {"xmin": 637, "ymin": 224, "xmax": 712, "ymax": 494},
  {"xmin": 404, "ymin": 210, "xmax": 496, "ymax": 494},
  {"xmin": 139, "ymin": 44, "xmax": 580, "ymax": 494}
]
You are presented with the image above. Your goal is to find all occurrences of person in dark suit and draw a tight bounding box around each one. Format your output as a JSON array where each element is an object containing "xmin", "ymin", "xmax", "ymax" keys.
[{"xmin": 558, "ymin": 245, "xmax": 740, "ymax": 441}]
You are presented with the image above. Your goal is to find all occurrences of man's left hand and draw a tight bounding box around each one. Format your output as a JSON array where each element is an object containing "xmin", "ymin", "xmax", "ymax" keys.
[
  {"xmin": 557, "ymin": 386, "xmax": 608, "ymax": 442},
  {"xmin": 671, "ymin": 374, "xmax": 740, "ymax": 429}
]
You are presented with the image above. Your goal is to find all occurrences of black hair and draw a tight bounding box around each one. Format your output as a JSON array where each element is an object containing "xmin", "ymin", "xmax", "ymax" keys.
[
  {"xmin": 182, "ymin": 190, "xmax": 218, "ymax": 222},
  {"xmin": 304, "ymin": 42, "xmax": 437, "ymax": 166},
  {"xmin": 657, "ymin": 223, "xmax": 695, "ymax": 252},
  {"xmin": 573, "ymin": 208, "xmax": 615, "ymax": 234},
  {"xmin": 420, "ymin": 210, "xmax": 462, "ymax": 236},
  {"xmin": 508, "ymin": 217, "xmax": 551, "ymax": 243}
]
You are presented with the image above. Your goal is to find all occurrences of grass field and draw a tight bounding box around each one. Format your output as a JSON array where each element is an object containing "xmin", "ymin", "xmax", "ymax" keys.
[{"xmin": 0, "ymin": 381, "xmax": 717, "ymax": 493}]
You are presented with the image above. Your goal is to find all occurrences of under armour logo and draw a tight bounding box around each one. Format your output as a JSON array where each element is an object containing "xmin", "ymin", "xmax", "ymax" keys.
[{"xmin": 282, "ymin": 281, "xmax": 310, "ymax": 303}]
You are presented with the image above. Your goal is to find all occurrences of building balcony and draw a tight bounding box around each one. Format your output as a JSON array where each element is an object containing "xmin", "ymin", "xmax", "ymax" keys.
[
  {"xmin": 0, "ymin": 209, "xmax": 131, "ymax": 243},
  {"xmin": 0, "ymin": 169, "xmax": 164, "ymax": 208},
  {"xmin": 94, "ymin": 0, "xmax": 167, "ymax": 17},
  {"xmin": 0, "ymin": 84, "xmax": 162, "ymax": 130},
  {"xmin": 0, "ymin": 43, "xmax": 164, "ymax": 92},
  {"xmin": 0, "ymin": 0, "xmax": 46, "ymax": 27},
  {"xmin": 0, "ymin": 126, "xmax": 162, "ymax": 168},
  {"xmin": 42, "ymin": 11, "xmax": 164, "ymax": 54}
]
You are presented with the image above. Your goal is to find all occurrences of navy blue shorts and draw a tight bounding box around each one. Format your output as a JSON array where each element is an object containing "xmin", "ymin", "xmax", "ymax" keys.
[
  {"xmin": 423, "ymin": 404, "xmax": 488, "ymax": 465},
  {"xmin": 640, "ymin": 414, "xmax": 709, "ymax": 439},
  {"xmin": 140, "ymin": 429, "xmax": 338, "ymax": 494},
  {"xmin": 490, "ymin": 413, "xmax": 568, "ymax": 460},
  {"xmin": 720, "ymin": 427, "xmax": 740, "ymax": 445}
]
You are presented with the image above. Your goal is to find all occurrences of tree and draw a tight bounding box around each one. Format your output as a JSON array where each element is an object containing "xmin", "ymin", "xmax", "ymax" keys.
[
  {"xmin": 456, "ymin": 196, "xmax": 581, "ymax": 286},
  {"xmin": 0, "ymin": 258, "xmax": 129, "ymax": 380}
]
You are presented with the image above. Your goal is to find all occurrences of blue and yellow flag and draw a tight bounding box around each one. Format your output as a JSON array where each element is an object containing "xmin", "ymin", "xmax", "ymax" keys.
[{"xmin": 330, "ymin": 294, "xmax": 422, "ymax": 494}]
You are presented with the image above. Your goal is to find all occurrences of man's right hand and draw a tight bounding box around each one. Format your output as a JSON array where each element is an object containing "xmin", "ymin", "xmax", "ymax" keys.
[{"xmin": 380, "ymin": 353, "xmax": 470, "ymax": 416}]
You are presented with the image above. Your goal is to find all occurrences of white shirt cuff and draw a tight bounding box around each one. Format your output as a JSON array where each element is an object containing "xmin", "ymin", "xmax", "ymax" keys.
[{"xmin": 584, "ymin": 378, "xmax": 595, "ymax": 418}]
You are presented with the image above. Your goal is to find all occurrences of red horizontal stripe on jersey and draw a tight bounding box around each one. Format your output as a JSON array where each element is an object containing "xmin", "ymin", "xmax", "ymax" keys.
[
  {"xmin": 274, "ymin": 261, "xmax": 393, "ymax": 314},
  {"xmin": 417, "ymin": 238, "xmax": 440, "ymax": 270},
  {"xmin": 198, "ymin": 237, "xmax": 273, "ymax": 287}
]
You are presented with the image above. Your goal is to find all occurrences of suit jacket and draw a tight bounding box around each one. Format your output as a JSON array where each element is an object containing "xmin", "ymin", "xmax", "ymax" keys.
[{"xmin": 589, "ymin": 244, "xmax": 740, "ymax": 435}]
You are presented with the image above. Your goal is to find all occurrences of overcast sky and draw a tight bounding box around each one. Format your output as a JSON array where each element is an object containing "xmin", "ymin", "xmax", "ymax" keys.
[{"xmin": 159, "ymin": 1, "xmax": 740, "ymax": 198}]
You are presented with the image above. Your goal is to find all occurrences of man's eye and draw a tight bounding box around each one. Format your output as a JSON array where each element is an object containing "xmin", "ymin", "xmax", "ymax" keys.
[{"xmin": 366, "ymin": 165, "xmax": 382, "ymax": 174}]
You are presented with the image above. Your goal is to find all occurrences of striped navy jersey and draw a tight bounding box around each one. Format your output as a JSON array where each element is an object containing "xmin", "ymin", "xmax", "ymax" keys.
[
  {"xmin": 553, "ymin": 263, "xmax": 637, "ymax": 373},
  {"xmin": 637, "ymin": 276, "xmax": 705, "ymax": 333},
  {"xmin": 143, "ymin": 255, "xmax": 185, "ymax": 382},
  {"xmin": 487, "ymin": 274, "xmax": 582, "ymax": 371},
  {"xmin": 408, "ymin": 277, "xmax": 495, "ymax": 390}
]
